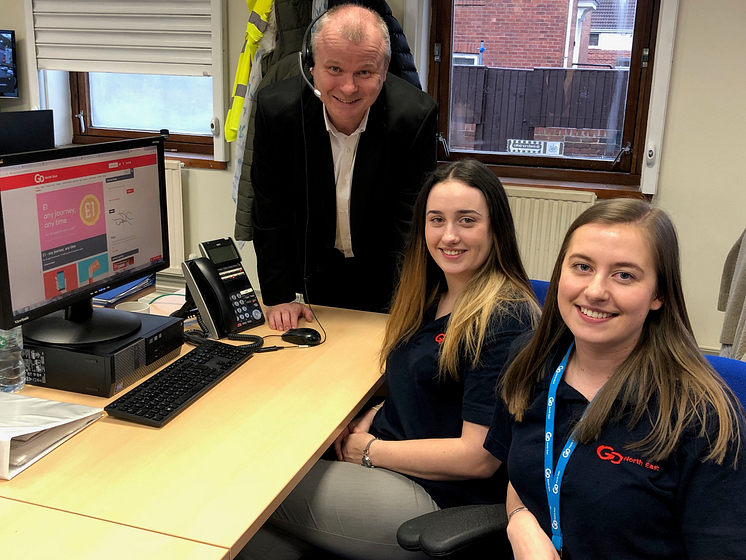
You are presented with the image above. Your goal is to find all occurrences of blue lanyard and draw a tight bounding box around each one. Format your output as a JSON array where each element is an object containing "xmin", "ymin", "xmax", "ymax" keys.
[{"xmin": 544, "ymin": 342, "xmax": 576, "ymax": 554}]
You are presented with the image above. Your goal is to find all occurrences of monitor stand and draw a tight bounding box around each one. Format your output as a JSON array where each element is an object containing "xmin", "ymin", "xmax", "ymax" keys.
[{"xmin": 23, "ymin": 298, "xmax": 141, "ymax": 346}]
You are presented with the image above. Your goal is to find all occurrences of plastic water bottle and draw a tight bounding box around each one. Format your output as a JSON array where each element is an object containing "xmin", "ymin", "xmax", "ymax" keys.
[{"xmin": 0, "ymin": 326, "xmax": 26, "ymax": 392}]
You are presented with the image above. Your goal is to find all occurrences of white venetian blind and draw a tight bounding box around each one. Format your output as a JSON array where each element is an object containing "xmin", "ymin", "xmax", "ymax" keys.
[
  {"xmin": 26, "ymin": 0, "xmax": 228, "ymax": 160},
  {"xmin": 29, "ymin": 0, "xmax": 220, "ymax": 77}
]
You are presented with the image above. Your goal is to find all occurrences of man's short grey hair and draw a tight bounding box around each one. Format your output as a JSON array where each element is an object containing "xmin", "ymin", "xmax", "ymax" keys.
[{"xmin": 310, "ymin": 4, "xmax": 392, "ymax": 66}]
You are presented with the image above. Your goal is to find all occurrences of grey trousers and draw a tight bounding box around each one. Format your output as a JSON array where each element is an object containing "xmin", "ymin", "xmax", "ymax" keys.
[{"xmin": 237, "ymin": 459, "xmax": 441, "ymax": 560}]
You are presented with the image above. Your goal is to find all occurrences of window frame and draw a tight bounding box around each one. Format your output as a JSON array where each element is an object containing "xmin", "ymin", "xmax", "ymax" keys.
[
  {"xmin": 453, "ymin": 53, "xmax": 479, "ymax": 65},
  {"xmin": 69, "ymin": 72, "xmax": 214, "ymax": 156},
  {"xmin": 427, "ymin": 0, "xmax": 662, "ymax": 194}
]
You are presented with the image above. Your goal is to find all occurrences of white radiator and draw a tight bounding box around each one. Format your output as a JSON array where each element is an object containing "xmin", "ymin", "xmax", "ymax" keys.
[
  {"xmin": 157, "ymin": 159, "xmax": 186, "ymax": 292},
  {"xmin": 504, "ymin": 186, "xmax": 596, "ymax": 281}
]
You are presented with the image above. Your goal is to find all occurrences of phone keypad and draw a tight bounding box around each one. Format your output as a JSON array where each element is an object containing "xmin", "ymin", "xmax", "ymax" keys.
[{"xmin": 230, "ymin": 290, "xmax": 263, "ymax": 329}]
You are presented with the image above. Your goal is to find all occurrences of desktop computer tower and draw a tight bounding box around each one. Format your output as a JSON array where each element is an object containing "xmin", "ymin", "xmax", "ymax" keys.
[{"xmin": 23, "ymin": 314, "xmax": 184, "ymax": 397}]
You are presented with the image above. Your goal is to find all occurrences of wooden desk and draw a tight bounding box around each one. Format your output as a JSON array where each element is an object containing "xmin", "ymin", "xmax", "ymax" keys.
[
  {"xmin": 0, "ymin": 305, "xmax": 386, "ymax": 558},
  {"xmin": 0, "ymin": 497, "xmax": 228, "ymax": 559}
]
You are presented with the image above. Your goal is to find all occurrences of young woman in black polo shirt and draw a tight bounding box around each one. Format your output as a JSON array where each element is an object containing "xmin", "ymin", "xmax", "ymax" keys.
[
  {"xmin": 239, "ymin": 159, "xmax": 539, "ymax": 560},
  {"xmin": 486, "ymin": 199, "xmax": 746, "ymax": 559}
]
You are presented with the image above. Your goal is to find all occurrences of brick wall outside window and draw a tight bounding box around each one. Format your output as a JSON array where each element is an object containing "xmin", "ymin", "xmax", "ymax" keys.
[
  {"xmin": 453, "ymin": 0, "xmax": 631, "ymax": 70},
  {"xmin": 454, "ymin": 0, "xmax": 577, "ymax": 68}
]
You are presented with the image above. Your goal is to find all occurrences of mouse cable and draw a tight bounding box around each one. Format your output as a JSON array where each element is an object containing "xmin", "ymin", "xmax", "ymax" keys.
[
  {"xmin": 256, "ymin": 346, "xmax": 285, "ymax": 353},
  {"xmin": 255, "ymin": 344, "xmax": 315, "ymax": 353},
  {"xmin": 259, "ymin": 333, "xmax": 320, "ymax": 351},
  {"xmin": 304, "ymin": 301, "xmax": 327, "ymax": 345},
  {"xmin": 261, "ymin": 333, "xmax": 316, "ymax": 341},
  {"xmin": 298, "ymin": 80, "xmax": 327, "ymax": 348}
]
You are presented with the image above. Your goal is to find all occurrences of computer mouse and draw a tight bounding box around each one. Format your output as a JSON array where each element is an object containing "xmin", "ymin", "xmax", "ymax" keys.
[{"xmin": 281, "ymin": 327, "xmax": 322, "ymax": 346}]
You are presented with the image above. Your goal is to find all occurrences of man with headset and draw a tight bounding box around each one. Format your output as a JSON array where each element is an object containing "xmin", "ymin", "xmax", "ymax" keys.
[{"xmin": 250, "ymin": 4, "xmax": 438, "ymax": 330}]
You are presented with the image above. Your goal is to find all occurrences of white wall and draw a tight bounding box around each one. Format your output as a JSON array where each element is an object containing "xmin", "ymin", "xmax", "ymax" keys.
[
  {"xmin": 651, "ymin": 0, "xmax": 746, "ymax": 352},
  {"xmin": 3, "ymin": 0, "xmax": 743, "ymax": 352}
]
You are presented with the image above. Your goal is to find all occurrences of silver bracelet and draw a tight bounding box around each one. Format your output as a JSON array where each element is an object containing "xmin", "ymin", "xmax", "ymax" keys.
[
  {"xmin": 371, "ymin": 404, "xmax": 382, "ymax": 412},
  {"xmin": 507, "ymin": 506, "xmax": 529, "ymax": 522},
  {"xmin": 361, "ymin": 437, "xmax": 379, "ymax": 468}
]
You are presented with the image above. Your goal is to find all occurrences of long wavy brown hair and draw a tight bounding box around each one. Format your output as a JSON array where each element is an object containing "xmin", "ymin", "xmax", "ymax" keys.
[
  {"xmin": 501, "ymin": 199, "xmax": 743, "ymax": 465},
  {"xmin": 380, "ymin": 159, "xmax": 539, "ymax": 380}
]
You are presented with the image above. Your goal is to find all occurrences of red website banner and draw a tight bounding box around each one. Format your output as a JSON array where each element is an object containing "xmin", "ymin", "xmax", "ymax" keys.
[{"xmin": 0, "ymin": 153, "xmax": 157, "ymax": 192}]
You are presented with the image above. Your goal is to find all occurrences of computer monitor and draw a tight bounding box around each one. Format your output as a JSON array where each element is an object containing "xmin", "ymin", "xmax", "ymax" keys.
[
  {"xmin": 0, "ymin": 137, "xmax": 170, "ymax": 345},
  {"xmin": 0, "ymin": 110, "xmax": 55, "ymax": 156}
]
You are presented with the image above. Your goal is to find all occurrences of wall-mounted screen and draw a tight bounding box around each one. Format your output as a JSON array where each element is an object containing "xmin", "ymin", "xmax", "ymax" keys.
[{"xmin": 0, "ymin": 30, "xmax": 19, "ymax": 98}]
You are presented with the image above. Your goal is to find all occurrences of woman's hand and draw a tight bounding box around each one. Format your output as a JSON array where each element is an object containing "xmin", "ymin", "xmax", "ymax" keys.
[
  {"xmin": 333, "ymin": 405, "xmax": 381, "ymax": 461},
  {"xmin": 334, "ymin": 421, "xmax": 501, "ymax": 479},
  {"xmin": 508, "ymin": 511, "xmax": 560, "ymax": 560},
  {"xmin": 340, "ymin": 431, "xmax": 376, "ymax": 465},
  {"xmin": 506, "ymin": 483, "xmax": 560, "ymax": 560},
  {"xmin": 333, "ymin": 424, "xmax": 353, "ymax": 461},
  {"xmin": 350, "ymin": 405, "xmax": 379, "ymax": 435}
]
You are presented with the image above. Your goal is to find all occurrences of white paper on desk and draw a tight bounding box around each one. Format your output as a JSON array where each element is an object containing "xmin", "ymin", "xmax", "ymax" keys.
[{"xmin": 0, "ymin": 392, "xmax": 103, "ymax": 480}]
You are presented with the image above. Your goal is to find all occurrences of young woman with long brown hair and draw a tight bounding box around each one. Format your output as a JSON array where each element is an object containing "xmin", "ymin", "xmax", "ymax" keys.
[
  {"xmin": 240, "ymin": 159, "xmax": 539, "ymax": 559},
  {"xmin": 486, "ymin": 199, "xmax": 746, "ymax": 559}
]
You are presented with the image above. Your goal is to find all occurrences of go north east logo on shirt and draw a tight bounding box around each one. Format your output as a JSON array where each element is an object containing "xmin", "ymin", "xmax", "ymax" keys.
[
  {"xmin": 596, "ymin": 445, "xmax": 660, "ymax": 471},
  {"xmin": 435, "ymin": 333, "xmax": 446, "ymax": 345}
]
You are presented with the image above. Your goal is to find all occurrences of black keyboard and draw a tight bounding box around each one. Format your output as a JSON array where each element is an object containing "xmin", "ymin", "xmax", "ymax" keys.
[{"xmin": 105, "ymin": 340, "xmax": 254, "ymax": 428}]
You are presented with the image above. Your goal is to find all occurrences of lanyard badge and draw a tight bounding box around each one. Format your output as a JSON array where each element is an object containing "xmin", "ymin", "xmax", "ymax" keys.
[{"xmin": 544, "ymin": 342, "xmax": 577, "ymax": 554}]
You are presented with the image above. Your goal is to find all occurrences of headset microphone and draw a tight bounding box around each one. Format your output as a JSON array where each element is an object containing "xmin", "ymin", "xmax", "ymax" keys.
[{"xmin": 298, "ymin": 51, "xmax": 321, "ymax": 98}]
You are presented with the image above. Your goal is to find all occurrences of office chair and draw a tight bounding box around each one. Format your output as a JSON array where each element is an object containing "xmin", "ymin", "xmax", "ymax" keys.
[
  {"xmin": 397, "ymin": 502, "xmax": 511, "ymax": 558},
  {"xmin": 705, "ymin": 355, "xmax": 746, "ymax": 407},
  {"xmin": 530, "ymin": 279, "xmax": 550, "ymax": 308},
  {"xmin": 398, "ymin": 354, "xmax": 746, "ymax": 557}
]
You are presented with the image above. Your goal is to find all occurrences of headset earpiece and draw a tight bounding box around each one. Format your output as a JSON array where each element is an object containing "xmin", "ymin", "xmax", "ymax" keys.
[
  {"xmin": 300, "ymin": 25, "xmax": 314, "ymax": 69},
  {"xmin": 299, "ymin": 11, "xmax": 325, "ymax": 98}
]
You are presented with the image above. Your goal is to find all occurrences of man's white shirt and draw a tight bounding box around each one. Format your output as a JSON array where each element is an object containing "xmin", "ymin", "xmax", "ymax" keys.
[{"xmin": 324, "ymin": 107, "xmax": 371, "ymax": 258}]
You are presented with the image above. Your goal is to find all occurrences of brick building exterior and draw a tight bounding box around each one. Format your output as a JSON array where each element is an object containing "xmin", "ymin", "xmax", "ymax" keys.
[
  {"xmin": 454, "ymin": 0, "xmax": 577, "ymax": 69},
  {"xmin": 450, "ymin": 0, "xmax": 635, "ymax": 157},
  {"xmin": 453, "ymin": 0, "xmax": 634, "ymax": 70}
]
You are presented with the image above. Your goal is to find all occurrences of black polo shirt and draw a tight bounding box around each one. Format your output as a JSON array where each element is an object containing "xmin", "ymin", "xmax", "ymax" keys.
[
  {"xmin": 370, "ymin": 303, "xmax": 534, "ymax": 508},
  {"xmin": 485, "ymin": 347, "xmax": 746, "ymax": 559}
]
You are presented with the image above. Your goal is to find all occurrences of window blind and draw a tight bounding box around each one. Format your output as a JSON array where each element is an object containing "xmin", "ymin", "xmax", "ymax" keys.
[
  {"xmin": 27, "ymin": 0, "xmax": 228, "ymax": 160},
  {"xmin": 30, "ymin": 0, "xmax": 221, "ymax": 76}
]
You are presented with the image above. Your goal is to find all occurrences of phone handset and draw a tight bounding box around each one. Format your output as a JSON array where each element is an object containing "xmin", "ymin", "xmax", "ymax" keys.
[
  {"xmin": 182, "ymin": 258, "xmax": 238, "ymax": 339},
  {"xmin": 178, "ymin": 237, "xmax": 265, "ymax": 340}
]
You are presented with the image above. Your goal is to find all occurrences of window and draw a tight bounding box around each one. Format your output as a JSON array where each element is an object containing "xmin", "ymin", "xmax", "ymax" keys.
[
  {"xmin": 453, "ymin": 53, "xmax": 479, "ymax": 66},
  {"xmin": 589, "ymin": 33, "xmax": 600, "ymax": 47},
  {"xmin": 616, "ymin": 56, "xmax": 632, "ymax": 68},
  {"xmin": 26, "ymin": 0, "xmax": 227, "ymax": 163},
  {"xmin": 70, "ymin": 73, "xmax": 214, "ymax": 155},
  {"xmin": 429, "ymin": 0, "xmax": 661, "ymax": 192}
]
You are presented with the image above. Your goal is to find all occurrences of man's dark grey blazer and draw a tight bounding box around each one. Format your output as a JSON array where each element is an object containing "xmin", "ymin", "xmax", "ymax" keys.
[{"xmin": 250, "ymin": 73, "xmax": 438, "ymax": 312}]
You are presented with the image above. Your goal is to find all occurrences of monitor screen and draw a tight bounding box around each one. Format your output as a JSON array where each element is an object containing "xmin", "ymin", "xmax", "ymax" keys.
[
  {"xmin": 0, "ymin": 110, "xmax": 55, "ymax": 156},
  {"xmin": 0, "ymin": 30, "xmax": 18, "ymax": 98},
  {"xmin": 0, "ymin": 137, "xmax": 170, "ymax": 345}
]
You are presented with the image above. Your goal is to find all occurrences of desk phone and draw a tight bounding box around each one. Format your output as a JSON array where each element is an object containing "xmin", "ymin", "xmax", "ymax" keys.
[{"xmin": 181, "ymin": 237, "xmax": 264, "ymax": 339}]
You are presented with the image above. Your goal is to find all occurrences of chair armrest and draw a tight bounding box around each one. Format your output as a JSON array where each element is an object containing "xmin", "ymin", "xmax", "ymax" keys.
[{"xmin": 397, "ymin": 503, "xmax": 509, "ymax": 557}]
